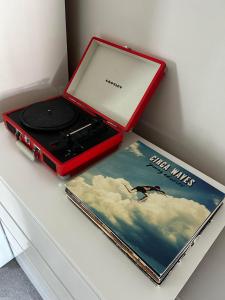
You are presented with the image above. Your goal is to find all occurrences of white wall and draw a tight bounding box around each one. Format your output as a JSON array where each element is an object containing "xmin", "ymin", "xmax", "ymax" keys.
[
  {"xmin": 66, "ymin": 0, "xmax": 225, "ymax": 186},
  {"xmin": 0, "ymin": 0, "xmax": 68, "ymax": 114}
]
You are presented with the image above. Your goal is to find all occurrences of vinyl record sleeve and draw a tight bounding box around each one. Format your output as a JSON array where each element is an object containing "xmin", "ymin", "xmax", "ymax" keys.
[{"xmin": 65, "ymin": 141, "xmax": 224, "ymax": 284}]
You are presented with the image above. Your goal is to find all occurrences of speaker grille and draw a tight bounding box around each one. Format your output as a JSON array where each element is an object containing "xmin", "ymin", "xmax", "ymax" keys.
[
  {"xmin": 6, "ymin": 122, "xmax": 16, "ymax": 134},
  {"xmin": 43, "ymin": 154, "xmax": 56, "ymax": 172}
]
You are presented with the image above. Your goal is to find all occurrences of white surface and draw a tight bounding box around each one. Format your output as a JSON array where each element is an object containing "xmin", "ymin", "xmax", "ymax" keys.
[
  {"xmin": 0, "ymin": 123, "xmax": 224, "ymax": 300},
  {"xmin": 0, "ymin": 176, "xmax": 99, "ymax": 300},
  {"xmin": 66, "ymin": 0, "xmax": 225, "ymax": 186},
  {"xmin": 0, "ymin": 221, "xmax": 13, "ymax": 267},
  {"xmin": 67, "ymin": 39, "xmax": 160, "ymax": 127},
  {"xmin": 0, "ymin": 0, "xmax": 68, "ymax": 114},
  {"xmin": 1, "ymin": 216, "xmax": 74, "ymax": 300},
  {"xmin": 177, "ymin": 228, "xmax": 225, "ymax": 300}
]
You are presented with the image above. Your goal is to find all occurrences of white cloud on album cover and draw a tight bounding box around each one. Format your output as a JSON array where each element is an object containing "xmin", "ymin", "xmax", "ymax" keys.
[
  {"xmin": 67, "ymin": 175, "xmax": 210, "ymax": 245},
  {"xmin": 126, "ymin": 142, "xmax": 144, "ymax": 157}
]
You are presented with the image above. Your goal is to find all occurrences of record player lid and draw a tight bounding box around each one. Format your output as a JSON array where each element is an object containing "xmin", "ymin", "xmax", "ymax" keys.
[{"xmin": 65, "ymin": 37, "xmax": 166, "ymax": 132}]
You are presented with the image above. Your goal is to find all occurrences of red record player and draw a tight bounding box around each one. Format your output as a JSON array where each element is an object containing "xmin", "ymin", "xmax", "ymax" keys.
[{"xmin": 2, "ymin": 37, "xmax": 166, "ymax": 178}]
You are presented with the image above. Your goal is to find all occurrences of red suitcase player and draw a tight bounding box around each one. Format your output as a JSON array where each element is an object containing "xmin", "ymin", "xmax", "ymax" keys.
[{"xmin": 2, "ymin": 37, "xmax": 166, "ymax": 178}]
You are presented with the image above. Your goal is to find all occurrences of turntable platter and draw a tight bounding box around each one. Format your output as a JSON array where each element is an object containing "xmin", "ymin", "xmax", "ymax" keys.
[{"xmin": 20, "ymin": 98, "xmax": 79, "ymax": 131}]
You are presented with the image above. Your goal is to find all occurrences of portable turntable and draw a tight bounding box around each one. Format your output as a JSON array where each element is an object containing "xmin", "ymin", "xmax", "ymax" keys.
[{"xmin": 2, "ymin": 37, "xmax": 166, "ymax": 177}]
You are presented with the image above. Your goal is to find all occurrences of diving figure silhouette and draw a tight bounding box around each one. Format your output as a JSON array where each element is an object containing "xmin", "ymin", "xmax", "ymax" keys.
[{"xmin": 124, "ymin": 185, "xmax": 166, "ymax": 201}]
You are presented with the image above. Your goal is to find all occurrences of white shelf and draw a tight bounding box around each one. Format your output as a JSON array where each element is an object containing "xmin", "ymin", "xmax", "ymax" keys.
[{"xmin": 0, "ymin": 123, "xmax": 224, "ymax": 300}]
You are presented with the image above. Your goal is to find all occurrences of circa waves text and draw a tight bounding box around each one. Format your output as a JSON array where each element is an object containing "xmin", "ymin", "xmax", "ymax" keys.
[{"xmin": 149, "ymin": 155, "xmax": 196, "ymax": 187}]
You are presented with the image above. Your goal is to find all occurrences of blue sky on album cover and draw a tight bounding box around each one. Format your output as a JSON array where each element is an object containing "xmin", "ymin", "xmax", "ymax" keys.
[{"xmin": 67, "ymin": 141, "xmax": 224, "ymax": 275}]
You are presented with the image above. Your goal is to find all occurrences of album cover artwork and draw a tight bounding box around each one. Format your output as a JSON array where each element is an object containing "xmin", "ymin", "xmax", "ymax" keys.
[{"xmin": 65, "ymin": 141, "xmax": 224, "ymax": 283}]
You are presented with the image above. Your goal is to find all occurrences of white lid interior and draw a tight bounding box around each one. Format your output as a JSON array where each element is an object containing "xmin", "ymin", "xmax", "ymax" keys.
[{"xmin": 67, "ymin": 40, "xmax": 161, "ymax": 128}]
